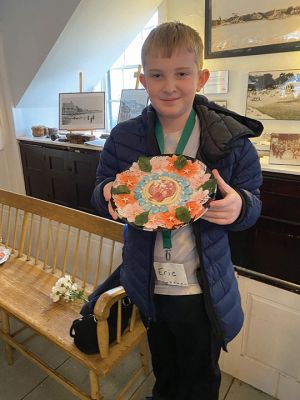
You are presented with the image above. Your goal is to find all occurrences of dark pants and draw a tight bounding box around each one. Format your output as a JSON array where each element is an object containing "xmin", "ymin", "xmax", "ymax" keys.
[{"xmin": 145, "ymin": 294, "xmax": 221, "ymax": 400}]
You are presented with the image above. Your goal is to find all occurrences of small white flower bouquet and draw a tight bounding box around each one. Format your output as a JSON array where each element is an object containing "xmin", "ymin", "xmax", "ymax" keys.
[{"xmin": 50, "ymin": 275, "xmax": 88, "ymax": 303}]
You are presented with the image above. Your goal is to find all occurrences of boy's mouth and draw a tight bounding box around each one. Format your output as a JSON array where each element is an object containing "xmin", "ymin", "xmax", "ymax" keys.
[{"xmin": 161, "ymin": 97, "xmax": 180, "ymax": 102}]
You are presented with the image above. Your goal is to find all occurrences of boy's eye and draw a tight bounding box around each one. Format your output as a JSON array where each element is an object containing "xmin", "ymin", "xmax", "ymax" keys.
[
  {"xmin": 150, "ymin": 73, "xmax": 161, "ymax": 78},
  {"xmin": 177, "ymin": 72, "xmax": 189, "ymax": 77}
]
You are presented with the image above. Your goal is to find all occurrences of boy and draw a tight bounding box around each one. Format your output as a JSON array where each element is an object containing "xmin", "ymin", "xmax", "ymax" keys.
[{"xmin": 92, "ymin": 22, "xmax": 263, "ymax": 400}]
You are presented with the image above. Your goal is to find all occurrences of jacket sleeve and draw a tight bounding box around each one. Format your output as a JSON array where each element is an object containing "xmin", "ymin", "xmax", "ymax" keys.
[
  {"xmin": 228, "ymin": 138, "xmax": 262, "ymax": 232},
  {"xmin": 91, "ymin": 131, "xmax": 120, "ymax": 218}
]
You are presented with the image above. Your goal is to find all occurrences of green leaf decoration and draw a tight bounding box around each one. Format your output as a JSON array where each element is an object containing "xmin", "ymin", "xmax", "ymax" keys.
[
  {"xmin": 111, "ymin": 185, "xmax": 130, "ymax": 195},
  {"xmin": 175, "ymin": 207, "xmax": 191, "ymax": 223},
  {"xmin": 174, "ymin": 155, "xmax": 187, "ymax": 170},
  {"xmin": 138, "ymin": 156, "xmax": 152, "ymax": 172},
  {"xmin": 135, "ymin": 211, "xmax": 149, "ymax": 226},
  {"xmin": 198, "ymin": 178, "xmax": 217, "ymax": 195}
]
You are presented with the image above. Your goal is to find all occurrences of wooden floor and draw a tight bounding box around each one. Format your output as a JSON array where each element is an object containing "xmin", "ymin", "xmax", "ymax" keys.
[{"xmin": 0, "ymin": 319, "xmax": 276, "ymax": 400}]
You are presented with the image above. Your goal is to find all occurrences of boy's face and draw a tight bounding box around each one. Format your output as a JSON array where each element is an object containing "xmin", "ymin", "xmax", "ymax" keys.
[{"xmin": 140, "ymin": 49, "xmax": 209, "ymax": 126}]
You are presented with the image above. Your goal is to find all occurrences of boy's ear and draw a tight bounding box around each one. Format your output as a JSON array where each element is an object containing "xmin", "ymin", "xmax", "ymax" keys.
[
  {"xmin": 197, "ymin": 69, "xmax": 210, "ymax": 92},
  {"xmin": 139, "ymin": 73, "xmax": 147, "ymax": 89}
]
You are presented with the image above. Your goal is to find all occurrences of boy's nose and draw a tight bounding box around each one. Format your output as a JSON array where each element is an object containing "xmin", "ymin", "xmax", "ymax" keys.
[{"xmin": 163, "ymin": 78, "xmax": 177, "ymax": 93}]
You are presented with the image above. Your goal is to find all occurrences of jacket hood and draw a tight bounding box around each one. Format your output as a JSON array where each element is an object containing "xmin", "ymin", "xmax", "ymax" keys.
[
  {"xmin": 194, "ymin": 94, "xmax": 263, "ymax": 137},
  {"xmin": 141, "ymin": 94, "xmax": 264, "ymax": 162}
]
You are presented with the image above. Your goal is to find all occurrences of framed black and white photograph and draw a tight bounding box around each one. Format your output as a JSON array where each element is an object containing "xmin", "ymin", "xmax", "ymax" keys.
[
  {"xmin": 246, "ymin": 69, "xmax": 300, "ymax": 120},
  {"xmin": 205, "ymin": 0, "xmax": 300, "ymax": 58},
  {"xmin": 118, "ymin": 89, "xmax": 148, "ymax": 123},
  {"xmin": 59, "ymin": 92, "xmax": 105, "ymax": 130},
  {"xmin": 203, "ymin": 70, "xmax": 229, "ymax": 95},
  {"xmin": 269, "ymin": 133, "xmax": 300, "ymax": 165}
]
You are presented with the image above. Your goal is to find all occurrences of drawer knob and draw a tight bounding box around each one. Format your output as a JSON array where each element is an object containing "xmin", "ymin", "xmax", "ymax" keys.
[{"xmin": 288, "ymin": 234, "xmax": 300, "ymax": 239}]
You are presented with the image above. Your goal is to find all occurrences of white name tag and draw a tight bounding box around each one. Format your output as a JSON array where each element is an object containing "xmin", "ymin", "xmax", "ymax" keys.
[{"xmin": 154, "ymin": 262, "xmax": 188, "ymax": 286}]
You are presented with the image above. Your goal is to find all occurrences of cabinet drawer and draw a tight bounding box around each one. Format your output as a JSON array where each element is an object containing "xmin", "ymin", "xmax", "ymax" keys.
[
  {"xmin": 261, "ymin": 172, "xmax": 300, "ymax": 223},
  {"xmin": 229, "ymin": 218, "xmax": 300, "ymax": 285},
  {"xmin": 253, "ymin": 218, "xmax": 300, "ymax": 284},
  {"xmin": 261, "ymin": 193, "xmax": 300, "ymax": 223}
]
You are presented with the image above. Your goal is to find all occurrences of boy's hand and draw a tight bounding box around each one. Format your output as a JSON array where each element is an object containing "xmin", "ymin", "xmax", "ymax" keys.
[
  {"xmin": 202, "ymin": 169, "xmax": 242, "ymax": 225},
  {"xmin": 103, "ymin": 181, "xmax": 118, "ymax": 220}
]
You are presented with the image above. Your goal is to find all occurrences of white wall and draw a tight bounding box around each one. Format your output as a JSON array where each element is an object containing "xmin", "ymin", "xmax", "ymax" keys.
[
  {"xmin": 0, "ymin": 36, "xmax": 25, "ymax": 193},
  {"xmin": 165, "ymin": 0, "xmax": 300, "ymax": 134}
]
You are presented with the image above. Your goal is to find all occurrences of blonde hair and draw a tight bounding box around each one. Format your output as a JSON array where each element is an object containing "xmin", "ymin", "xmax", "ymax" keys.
[{"xmin": 141, "ymin": 21, "xmax": 204, "ymax": 70}]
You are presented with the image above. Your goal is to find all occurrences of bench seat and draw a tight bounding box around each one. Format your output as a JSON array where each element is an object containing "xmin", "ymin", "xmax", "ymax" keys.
[{"xmin": 0, "ymin": 189, "xmax": 150, "ymax": 399}]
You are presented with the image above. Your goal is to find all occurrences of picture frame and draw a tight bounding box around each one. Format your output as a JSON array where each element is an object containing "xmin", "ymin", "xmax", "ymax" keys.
[
  {"xmin": 205, "ymin": 0, "xmax": 300, "ymax": 58},
  {"xmin": 118, "ymin": 89, "xmax": 148, "ymax": 123},
  {"xmin": 59, "ymin": 92, "xmax": 105, "ymax": 130},
  {"xmin": 245, "ymin": 69, "xmax": 300, "ymax": 121},
  {"xmin": 203, "ymin": 70, "xmax": 229, "ymax": 95},
  {"xmin": 269, "ymin": 133, "xmax": 300, "ymax": 165}
]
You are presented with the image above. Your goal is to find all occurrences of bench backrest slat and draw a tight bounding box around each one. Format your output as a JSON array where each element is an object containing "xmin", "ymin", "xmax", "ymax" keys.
[
  {"xmin": 5, "ymin": 206, "xmax": 11, "ymax": 248},
  {"xmin": 0, "ymin": 203, "xmax": 4, "ymax": 238},
  {"xmin": 26, "ymin": 213, "xmax": 34, "ymax": 261},
  {"xmin": 12, "ymin": 208, "xmax": 19, "ymax": 252},
  {"xmin": 71, "ymin": 228, "xmax": 81, "ymax": 279},
  {"xmin": 62, "ymin": 225, "xmax": 71, "ymax": 275},
  {"xmin": 93, "ymin": 236, "xmax": 103, "ymax": 290}
]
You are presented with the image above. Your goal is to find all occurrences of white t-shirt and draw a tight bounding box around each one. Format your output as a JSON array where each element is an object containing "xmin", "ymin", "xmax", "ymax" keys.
[{"xmin": 154, "ymin": 116, "xmax": 202, "ymax": 295}]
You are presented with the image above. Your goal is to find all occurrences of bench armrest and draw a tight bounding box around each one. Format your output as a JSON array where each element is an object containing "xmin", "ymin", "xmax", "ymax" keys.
[
  {"xmin": 93, "ymin": 286, "xmax": 127, "ymax": 321},
  {"xmin": 93, "ymin": 286, "xmax": 134, "ymax": 358}
]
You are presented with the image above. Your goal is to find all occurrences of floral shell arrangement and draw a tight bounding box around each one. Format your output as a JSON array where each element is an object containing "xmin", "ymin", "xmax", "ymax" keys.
[{"xmin": 111, "ymin": 155, "xmax": 217, "ymax": 231}]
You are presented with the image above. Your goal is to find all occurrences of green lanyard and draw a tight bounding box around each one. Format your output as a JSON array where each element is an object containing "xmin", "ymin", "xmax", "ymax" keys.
[{"xmin": 155, "ymin": 109, "xmax": 196, "ymax": 260}]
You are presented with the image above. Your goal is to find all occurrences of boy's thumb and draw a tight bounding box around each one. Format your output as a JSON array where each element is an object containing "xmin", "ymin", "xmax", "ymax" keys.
[
  {"xmin": 212, "ymin": 169, "xmax": 231, "ymax": 196},
  {"xmin": 103, "ymin": 182, "xmax": 113, "ymax": 201}
]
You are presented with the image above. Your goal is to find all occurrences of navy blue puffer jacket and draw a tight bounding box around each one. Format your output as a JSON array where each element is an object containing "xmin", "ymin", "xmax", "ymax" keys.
[{"xmin": 92, "ymin": 95, "xmax": 263, "ymax": 348}]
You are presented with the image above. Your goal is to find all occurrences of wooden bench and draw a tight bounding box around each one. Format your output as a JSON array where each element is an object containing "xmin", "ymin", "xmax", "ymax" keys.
[{"xmin": 0, "ymin": 189, "xmax": 149, "ymax": 400}]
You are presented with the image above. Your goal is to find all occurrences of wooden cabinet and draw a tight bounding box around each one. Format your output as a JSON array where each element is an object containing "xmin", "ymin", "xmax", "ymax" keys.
[
  {"xmin": 229, "ymin": 171, "xmax": 300, "ymax": 286},
  {"xmin": 225, "ymin": 172, "xmax": 300, "ymax": 398},
  {"xmin": 19, "ymin": 141, "xmax": 100, "ymax": 214}
]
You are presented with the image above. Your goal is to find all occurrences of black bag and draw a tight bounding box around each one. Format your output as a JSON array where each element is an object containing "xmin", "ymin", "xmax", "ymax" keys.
[{"xmin": 70, "ymin": 297, "xmax": 132, "ymax": 354}]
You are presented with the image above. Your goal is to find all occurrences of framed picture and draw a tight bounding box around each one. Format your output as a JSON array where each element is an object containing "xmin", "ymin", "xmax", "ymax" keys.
[
  {"xmin": 269, "ymin": 133, "xmax": 300, "ymax": 165},
  {"xmin": 246, "ymin": 69, "xmax": 300, "ymax": 120},
  {"xmin": 59, "ymin": 92, "xmax": 105, "ymax": 130},
  {"xmin": 203, "ymin": 70, "xmax": 229, "ymax": 95},
  {"xmin": 205, "ymin": 1, "xmax": 300, "ymax": 58},
  {"xmin": 118, "ymin": 89, "xmax": 148, "ymax": 123}
]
